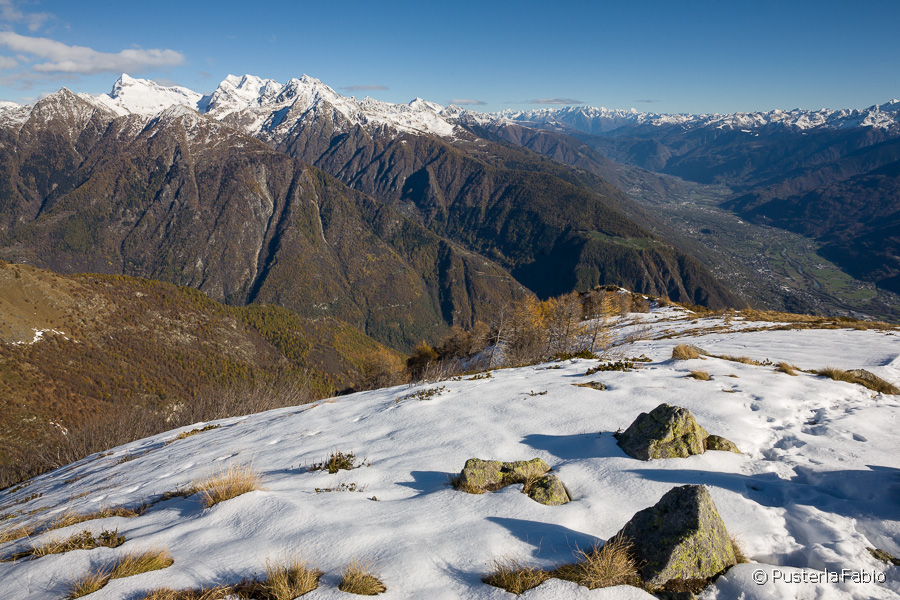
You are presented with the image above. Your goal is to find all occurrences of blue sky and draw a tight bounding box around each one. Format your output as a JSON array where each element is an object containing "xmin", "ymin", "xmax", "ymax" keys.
[{"xmin": 0, "ymin": 0, "xmax": 898, "ymax": 114}]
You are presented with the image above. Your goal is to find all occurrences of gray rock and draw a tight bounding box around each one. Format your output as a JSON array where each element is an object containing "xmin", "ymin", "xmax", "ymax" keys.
[
  {"xmin": 527, "ymin": 474, "xmax": 570, "ymax": 505},
  {"xmin": 616, "ymin": 404, "xmax": 709, "ymax": 460},
  {"xmin": 612, "ymin": 484, "xmax": 737, "ymax": 587},
  {"xmin": 704, "ymin": 435, "xmax": 741, "ymax": 454},
  {"xmin": 458, "ymin": 458, "xmax": 549, "ymax": 492}
]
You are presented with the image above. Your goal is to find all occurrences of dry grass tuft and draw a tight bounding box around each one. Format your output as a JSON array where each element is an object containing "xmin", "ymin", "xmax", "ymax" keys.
[
  {"xmin": 731, "ymin": 535, "xmax": 749, "ymax": 564},
  {"xmin": 554, "ymin": 537, "xmax": 640, "ymax": 589},
  {"xmin": 688, "ymin": 370, "xmax": 711, "ymax": 381},
  {"xmin": 817, "ymin": 366, "xmax": 856, "ymax": 383},
  {"xmin": 9, "ymin": 528, "xmax": 124, "ymax": 560},
  {"xmin": 483, "ymin": 556, "xmax": 550, "ymax": 595},
  {"xmin": 0, "ymin": 522, "xmax": 35, "ymax": 544},
  {"xmin": 65, "ymin": 547, "xmax": 174, "ymax": 598},
  {"xmin": 308, "ymin": 450, "xmax": 368, "ymax": 474},
  {"xmin": 339, "ymin": 560, "xmax": 386, "ymax": 595},
  {"xmin": 718, "ymin": 355, "xmax": 763, "ymax": 365},
  {"xmin": 775, "ymin": 362, "xmax": 799, "ymax": 376},
  {"xmin": 48, "ymin": 505, "xmax": 148, "ymax": 530},
  {"xmin": 109, "ymin": 548, "xmax": 174, "ymax": 579},
  {"xmin": 672, "ymin": 344, "xmax": 704, "ymax": 360},
  {"xmin": 233, "ymin": 556, "xmax": 322, "ymax": 599},
  {"xmin": 193, "ymin": 464, "xmax": 263, "ymax": 508},
  {"xmin": 0, "ymin": 504, "xmax": 145, "ymax": 547},
  {"xmin": 140, "ymin": 586, "xmax": 234, "ymax": 600},
  {"xmin": 166, "ymin": 424, "xmax": 221, "ymax": 445},
  {"xmin": 66, "ymin": 569, "xmax": 110, "ymax": 599}
]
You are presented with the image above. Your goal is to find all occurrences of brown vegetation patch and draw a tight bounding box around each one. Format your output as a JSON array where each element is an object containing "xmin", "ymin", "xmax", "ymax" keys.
[
  {"xmin": 7, "ymin": 528, "xmax": 124, "ymax": 561},
  {"xmin": 483, "ymin": 556, "xmax": 551, "ymax": 595},
  {"xmin": 308, "ymin": 451, "xmax": 369, "ymax": 474},
  {"xmin": 192, "ymin": 464, "xmax": 263, "ymax": 508},
  {"xmin": 166, "ymin": 424, "xmax": 221, "ymax": 445},
  {"xmin": 553, "ymin": 537, "xmax": 640, "ymax": 589},
  {"xmin": 233, "ymin": 557, "xmax": 323, "ymax": 599},
  {"xmin": 775, "ymin": 362, "xmax": 799, "ymax": 376},
  {"xmin": 672, "ymin": 344, "xmax": 706, "ymax": 360},
  {"xmin": 141, "ymin": 586, "xmax": 234, "ymax": 600},
  {"xmin": 338, "ymin": 561, "xmax": 386, "ymax": 595}
]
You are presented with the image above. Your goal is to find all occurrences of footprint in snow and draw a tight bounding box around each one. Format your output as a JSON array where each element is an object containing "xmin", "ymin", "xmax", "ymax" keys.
[{"xmin": 851, "ymin": 433, "xmax": 868, "ymax": 442}]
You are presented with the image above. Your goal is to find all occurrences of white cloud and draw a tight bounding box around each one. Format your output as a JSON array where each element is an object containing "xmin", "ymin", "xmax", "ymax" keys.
[
  {"xmin": 0, "ymin": 55, "xmax": 17, "ymax": 69},
  {"xmin": 449, "ymin": 98, "xmax": 486, "ymax": 106},
  {"xmin": 0, "ymin": 0, "xmax": 52, "ymax": 32},
  {"xmin": 0, "ymin": 32, "xmax": 184, "ymax": 75},
  {"xmin": 527, "ymin": 97, "xmax": 584, "ymax": 105}
]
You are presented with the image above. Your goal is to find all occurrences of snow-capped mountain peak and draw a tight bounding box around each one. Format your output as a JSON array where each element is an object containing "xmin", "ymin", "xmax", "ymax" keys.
[
  {"xmin": 95, "ymin": 74, "xmax": 205, "ymax": 117},
  {"xmin": 205, "ymin": 74, "xmax": 284, "ymax": 114}
]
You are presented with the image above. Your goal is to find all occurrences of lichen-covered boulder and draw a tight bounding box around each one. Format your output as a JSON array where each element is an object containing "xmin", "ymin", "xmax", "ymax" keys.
[
  {"xmin": 527, "ymin": 474, "xmax": 570, "ymax": 505},
  {"xmin": 704, "ymin": 435, "xmax": 741, "ymax": 454},
  {"xmin": 458, "ymin": 458, "xmax": 550, "ymax": 492},
  {"xmin": 616, "ymin": 404, "xmax": 709, "ymax": 460},
  {"xmin": 612, "ymin": 484, "xmax": 737, "ymax": 587}
]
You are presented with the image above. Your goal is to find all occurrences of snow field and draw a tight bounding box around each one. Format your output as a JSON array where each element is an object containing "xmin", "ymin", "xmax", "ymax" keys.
[{"xmin": 0, "ymin": 310, "xmax": 898, "ymax": 598}]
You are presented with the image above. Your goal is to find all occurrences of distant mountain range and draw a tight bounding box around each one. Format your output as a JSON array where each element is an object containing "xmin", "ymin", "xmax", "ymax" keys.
[
  {"xmin": 483, "ymin": 100, "xmax": 900, "ymax": 133},
  {"xmin": 1, "ymin": 72, "xmax": 897, "ymax": 329},
  {"xmin": 0, "ymin": 75, "xmax": 745, "ymax": 353}
]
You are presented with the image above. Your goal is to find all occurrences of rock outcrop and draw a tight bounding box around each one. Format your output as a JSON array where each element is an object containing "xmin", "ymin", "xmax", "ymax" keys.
[
  {"xmin": 456, "ymin": 458, "xmax": 570, "ymax": 505},
  {"xmin": 613, "ymin": 484, "xmax": 737, "ymax": 587},
  {"xmin": 616, "ymin": 404, "xmax": 740, "ymax": 460}
]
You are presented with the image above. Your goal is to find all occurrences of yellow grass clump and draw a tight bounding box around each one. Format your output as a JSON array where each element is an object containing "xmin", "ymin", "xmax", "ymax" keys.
[
  {"xmin": 339, "ymin": 560, "xmax": 387, "ymax": 595},
  {"xmin": 190, "ymin": 464, "xmax": 263, "ymax": 508},
  {"xmin": 483, "ymin": 556, "xmax": 550, "ymax": 595},
  {"xmin": 775, "ymin": 362, "xmax": 799, "ymax": 376},
  {"xmin": 672, "ymin": 344, "xmax": 705, "ymax": 360},
  {"xmin": 554, "ymin": 537, "xmax": 640, "ymax": 589},
  {"xmin": 67, "ymin": 548, "xmax": 174, "ymax": 598},
  {"xmin": 688, "ymin": 370, "xmax": 711, "ymax": 381}
]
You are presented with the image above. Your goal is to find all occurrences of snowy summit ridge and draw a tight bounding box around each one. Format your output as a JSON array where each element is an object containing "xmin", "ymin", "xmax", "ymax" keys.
[{"xmin": 90, "ymin": 73, "xmax": 458, "ymax": 138}]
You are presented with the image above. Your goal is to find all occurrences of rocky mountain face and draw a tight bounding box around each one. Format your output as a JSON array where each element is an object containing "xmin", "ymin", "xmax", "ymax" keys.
[
  {"xmin": 0, "ymin": 75, "xmax": 742, "ymax": 352},
  {"xmin": 0, "ymin": 90, "xmax": 531, "ymax": 350}
]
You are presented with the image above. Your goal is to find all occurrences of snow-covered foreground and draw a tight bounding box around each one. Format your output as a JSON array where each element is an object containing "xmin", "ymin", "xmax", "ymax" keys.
[{"xmin": 2, "ymin": 310, "xmax": 899, "ymax": 599}]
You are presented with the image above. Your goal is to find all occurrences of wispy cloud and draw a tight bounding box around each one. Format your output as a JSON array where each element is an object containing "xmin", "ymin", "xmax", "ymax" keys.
[
  {"xmin": 0, "ymin": 32, "xmax": 184, "ymax": 75},
  {"xmin": 448, "ymin": 98, "xmax": 485, "ymax": 106},
  {"xmin": 634, "ymin": 99, "xmax": 658, "ymax": 104},
  {"xmin": 527, "ymin": 97, "xmax": 584, "ymax": 105},
  {"xmin": 0, "ymin": 0, "xmax": 53, "ymax": 32},
  {"xmin": 340, "ymin": 84, "xmax": 389, "ymax": 92}
]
